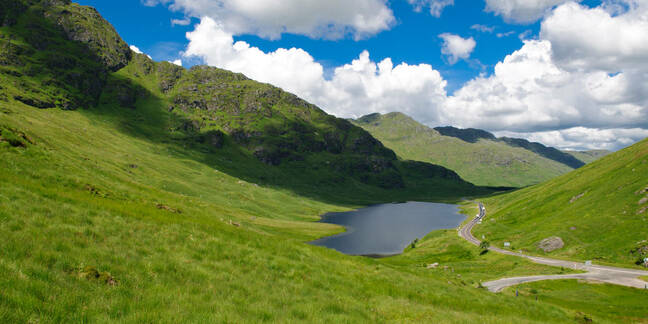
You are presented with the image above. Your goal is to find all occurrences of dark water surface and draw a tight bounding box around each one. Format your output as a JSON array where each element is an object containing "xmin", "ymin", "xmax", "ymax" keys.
[{"xmin": 310, "ymin": 202, "xmax": 465, "ymax": 256}]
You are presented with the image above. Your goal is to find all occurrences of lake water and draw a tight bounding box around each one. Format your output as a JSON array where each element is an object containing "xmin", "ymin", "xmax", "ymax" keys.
[{"xmin": 310, "ymin": 202, "xmax": 465, "ymax": 257}]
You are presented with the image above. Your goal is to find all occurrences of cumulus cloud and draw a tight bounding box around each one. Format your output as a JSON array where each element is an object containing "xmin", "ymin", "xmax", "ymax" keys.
[
  {"xmin": 439, "ymin": 33, "xmax": 476, "ymax": 64},
  {"xmin": 170, "ymin": 59, "xmax": 182, "ymax": 66},
  {"xmin": 442, "ymin": 40, "xmax": 648, "ymax": 133},
  {"xmin": 320, "ymin": 52, "xmax": 447, "ymax": 121},
  {"xmin": 144, "ymin": 0, "xmax": 394, "ymax": 40},
  {"xmin": 484, "ymin": 0, "xmax": 579, "ymax": 23},
  {"xmin": 407, "ymin": 0, "xmax": 454, "ymax": 17},
  {"xmin": 541, "ymin": 1, "xmax": 648, "ymax": 72}
]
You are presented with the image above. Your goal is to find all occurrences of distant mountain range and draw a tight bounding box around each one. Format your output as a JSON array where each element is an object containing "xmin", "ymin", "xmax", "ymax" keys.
[{"xmin": 353, "ymin": 112, "xmax": 610, "ymax": 187}]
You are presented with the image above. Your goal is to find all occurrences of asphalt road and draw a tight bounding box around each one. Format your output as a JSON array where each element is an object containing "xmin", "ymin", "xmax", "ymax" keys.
[{"xmin": 459, "ymin": 203, "xmax": 648, "ymax": 292}]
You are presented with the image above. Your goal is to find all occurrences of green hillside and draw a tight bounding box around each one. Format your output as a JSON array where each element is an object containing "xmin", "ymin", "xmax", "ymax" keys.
[
  {"xmin": 0, "ymin": 1, "xmax": 646, "ymax": 322},
  {"xmin": 0, "ymin": 0, "xmax": 481, "ymax": 202},
  {"xmin": 564, "ymin": 150, "xmax": 611, "ymax": 164},
  {"xmin": 352, "ymin": 112, "xmax": 581, "ymax": 187},
  {"xmin": 475, "ymin": 138, "xmax": 648, "ymax": 267}
]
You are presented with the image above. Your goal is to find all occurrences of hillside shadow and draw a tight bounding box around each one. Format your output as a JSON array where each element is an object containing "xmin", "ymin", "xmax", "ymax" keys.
[{"xmin": 79, "ymin": 70, "xmax": 498, "ymax": 206}]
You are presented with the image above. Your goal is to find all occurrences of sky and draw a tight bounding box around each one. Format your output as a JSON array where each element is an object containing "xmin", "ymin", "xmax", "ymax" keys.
[{"xmin": 77, "ymin": 0, "xmax": 648, "ymax": 151}]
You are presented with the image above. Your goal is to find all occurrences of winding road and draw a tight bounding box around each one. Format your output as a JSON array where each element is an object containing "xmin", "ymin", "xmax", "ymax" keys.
[{"xmin": 459, "ymin": 203, "xmax": 648, "ymax": 292}]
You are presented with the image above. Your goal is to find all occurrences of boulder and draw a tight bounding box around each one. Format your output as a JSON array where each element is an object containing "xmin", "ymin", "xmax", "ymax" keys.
[
  {"xmin": 537, "ymin": 236, "xmax": 564, "ymax": 253},
  {"xmin": 570, "ymin": 192, "xmax": 586, "ymax": 203}
]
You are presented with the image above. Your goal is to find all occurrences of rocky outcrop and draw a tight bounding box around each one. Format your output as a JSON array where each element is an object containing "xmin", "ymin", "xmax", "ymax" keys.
[
  {"xmin": 44, "ymin": 2, "xmax": 131, "ymax": 71},
  {"xmin": 538, "ymin": 236, "xmax": 564, "ymax": 253}
]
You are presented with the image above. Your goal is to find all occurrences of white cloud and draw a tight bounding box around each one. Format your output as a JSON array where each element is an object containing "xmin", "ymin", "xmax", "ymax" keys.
[
  {"xmin": 129, "ymin": 45, "xmax": 143, "ymax": 54},
  {"xmin": 144, "ymin": 0, "xmax": 394, "ymax": 40},
  {"xmin": 518, "ymin": 30, "xmax": 533, "ymax": 40},
  {"xmin": 407, "ymin": 0, "xmax": 454, "ymax": 17},
  {"xmin": 541, "ymin": 1, "xmax": 648, "ymax": 72},
  {"xmin": 171, "ymin": 17, "xmax": 191, "ymax": 26},
  {"xmin": 496, "ymin": 31, "xmax": 515, "ymax": 38},
  {"xmin": 439, "ymin": 33, "xmax": 476, "ymax": 64},
  {"xmin": 320, "ymin": 51, "xmax": 447, "ymax": 121},
  {"xmin": 441, "ymin": 38, "xmax": 648, "ymax": 149},
  {"xmin": 484, "ymin": 0, "xmax": 580, "ymax": 23},
  {"xmin": 471, "ymin": 24, "xmax": 495, "ymax": 33},
  {"xmin": 496, "ymin": 127, "xmax": 648, "ymax": 150},
  {"xmin": 170, "ymin": 59, "xmax": 182, "ymax": 66},
  {"xmin": 130, "ymin": 45, "xmax": 152, "ymax": 59}
]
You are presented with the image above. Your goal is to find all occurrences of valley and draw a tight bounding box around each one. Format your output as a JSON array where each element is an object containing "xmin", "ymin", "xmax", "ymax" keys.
[{"xmin": 0, "ymin": 1, "xmax": 647, "ymax": 323}]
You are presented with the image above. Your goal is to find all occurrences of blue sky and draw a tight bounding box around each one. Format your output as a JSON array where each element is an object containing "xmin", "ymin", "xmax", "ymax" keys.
[
  {"xmin": 75, "ymin": 0, "xmax": 647, "ymax": 151},
  {"xmin": 78, "ymin": 0, "xmax": 545, "ymax": 92}
]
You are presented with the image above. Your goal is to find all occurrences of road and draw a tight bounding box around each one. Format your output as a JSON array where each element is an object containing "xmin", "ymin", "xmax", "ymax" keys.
[{"xmin": 459, "ymin": 203, "xmax": 648, "ymax": 292}]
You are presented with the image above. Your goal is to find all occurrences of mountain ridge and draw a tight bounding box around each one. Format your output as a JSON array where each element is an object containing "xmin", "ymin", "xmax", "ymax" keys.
[{"xmin": 352, "ymin": 112, "xmax": 602, "ymax": 187}]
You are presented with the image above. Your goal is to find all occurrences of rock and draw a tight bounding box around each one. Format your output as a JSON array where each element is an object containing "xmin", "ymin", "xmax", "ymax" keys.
[
  {"xmin": 427, "ymin": 263, "xmax": 439, "ymax": 269},
  {"xmin": 638, "ymin": 207, "xmax": 647, "ymax": 215},
  {"xmin": 537, "ymin": 236, "xmax": 564, "ymax": 253},
  {"xmin": 156, "ymin": 203, "xmax": 181, "ymax": 214},
  {"xmin": 636, "ymin": 185, "xmax": 648, "ymax": 195},
  {"xmin": 48, "ymin": 5, "xmax": 132, "ymax": 72},
  {"xmin": 639, "ymin": 197, "xmax": 648, "ymax": 205},
  {"xmin": 78, "ymin": 265, "xmax": 118, "ymax": 286},
  {"xmin": 570, "ymin": 192, "xmax": 586, "ymax": 203}
]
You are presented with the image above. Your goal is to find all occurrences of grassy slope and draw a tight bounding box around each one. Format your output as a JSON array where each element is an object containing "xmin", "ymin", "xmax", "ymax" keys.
[
  {"xmin": 2, "ymin": 67, "xmax": 602, "ymax": 324},
  {"xmin": 352, "ymin": 112, "xmax": 574, "ymax": 187},
  {"xmin": 509, "ymin": 281, "xmax": 648, "ymax": 323},
  {"xmin": 475, "ymin": 139, "xmax": 648, "ymax": 267}
]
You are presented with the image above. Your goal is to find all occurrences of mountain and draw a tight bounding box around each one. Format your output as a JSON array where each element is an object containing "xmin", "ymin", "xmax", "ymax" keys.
[
  {"xmin": 0, "ymin": 0, "xmax": 482, "ymax": 202},
  {"xmin": 563, "ymin": 150, "xmax": 611, "ymax": 164},
  {"xmin": 352, "ymin": 112, "xmax": 588, "ymax": 187},
  {"xmin": 475, "ymin": 138, "xmax": 648, "ymax": 267}
]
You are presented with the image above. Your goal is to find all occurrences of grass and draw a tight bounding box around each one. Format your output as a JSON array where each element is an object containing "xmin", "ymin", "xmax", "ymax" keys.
[
  {"xmin": 506, "ymin": 280, "xmax": 648, "ymax": 323},
  {"xmin": 474, "ymin": 138, "xmax": 648, "ymax": 268},
  {"xmin": 352, "ymin": 112, "xmax": 575, "ymax": 187},
  {"xmin": 0, "ymin": 97, "xmax": 594, "ymax": 323}
]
